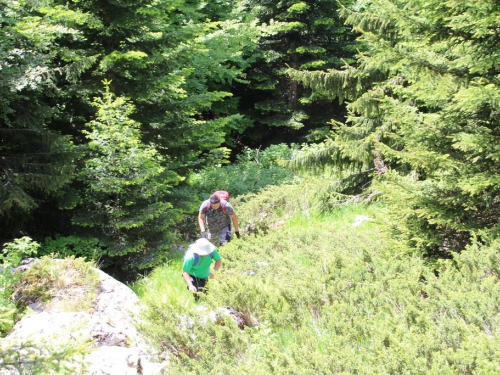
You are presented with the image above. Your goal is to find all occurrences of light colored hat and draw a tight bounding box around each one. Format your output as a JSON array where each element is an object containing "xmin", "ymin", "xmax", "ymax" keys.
[{"xmin": 192, "ymin": 238, "xmax": 215, "ymax": 256}]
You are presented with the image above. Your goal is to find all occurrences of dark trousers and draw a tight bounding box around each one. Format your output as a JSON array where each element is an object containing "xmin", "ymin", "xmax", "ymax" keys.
[
  {"xmin": 210, "ymin": 226, "xmax": 231, "ymax": 246},
  {"xmin": 188, "ymin": 275, "xmax": 208, "ymax": 300}
]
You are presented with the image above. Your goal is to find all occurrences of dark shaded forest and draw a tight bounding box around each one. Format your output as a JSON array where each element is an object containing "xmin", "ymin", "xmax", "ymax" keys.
[
  {"xmin": 1, "ymin": 0, "xmax": 358, "ymax": 278},
  {"xmin": 2, "ymin": 0, "xmax": 500, "ymax": 280}
]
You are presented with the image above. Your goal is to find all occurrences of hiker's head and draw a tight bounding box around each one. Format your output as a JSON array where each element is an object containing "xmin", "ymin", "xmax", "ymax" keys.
[
  {"xmin": 210, "ymin": 194, "xmax": 221, "ymax": 204},
  {"xmin": 193, "ymin": 238, "xmax": 215, "ymax": 255}
]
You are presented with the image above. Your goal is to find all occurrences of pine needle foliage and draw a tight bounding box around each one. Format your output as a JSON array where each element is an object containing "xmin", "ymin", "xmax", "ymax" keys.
[
  {"xmin": 287, "ymin": 0, "xmax": 500, "ymax": 255},
  {"xmin": 234, "ymin": 0, "xmax": 359, "ymax": 145},
  {"xmin": 73, "ymin": 84, "xmax": 182, "ymax": 274},
  {"xmin": 0, "ymin": 335, "xmax": 90, "ymax": 375},
  {"xmin": 285, "ymin": 139, "xmax": 343, "ymax": 171},
  {"xmin": 138, "ymin": 194, "xmax": 500, "ymax": 374},
  {"xmin": 190, "ymin": 144, "xmax": 297, "ymax": 198},
  {"xmin": 1, "ymin": 0, "xmax": 260, "ymax": 256},
  {"xmin": 0, "ymin": 0, "xmax": 76, "ymax": 237}
]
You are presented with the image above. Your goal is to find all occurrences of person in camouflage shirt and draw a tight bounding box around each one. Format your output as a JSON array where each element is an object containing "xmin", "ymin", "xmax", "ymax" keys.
[{"xmin": 198, "ymin": 193, "xmax": 240, "ymax": 246}]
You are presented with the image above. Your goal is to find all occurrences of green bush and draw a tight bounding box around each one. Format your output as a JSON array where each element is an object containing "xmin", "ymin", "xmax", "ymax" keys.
[
  {"xmin": 233, "ymin": 177, "xmax": 335, "ymax": 235},
  {"xmin": 0, "ymin": 237, "xmax": 40, "ymax": 335},
  {"xmin": 236, "ymin": 144, "xmax": 297, "ymax": 169},
  {"xmin": 189, "ymin": 144, "xmax": 298, "ymax": 200},
  {"xmin": 138, "ymin": 198, "xmax": 500, "ymax": 374},
  {"xmin": 40, "ymin": 235, "xmax": 106, "ymax": 263},
  {"xmin": 135, "ymin": 258, "xmax": 248, "ymax": 369},
  {"xmin": 0, "ymin": 335, "xmax": 90, "ymax": 374},
  {"xmin": 1, "ymin": 237, "xmax": 39, "ymax": 267}
]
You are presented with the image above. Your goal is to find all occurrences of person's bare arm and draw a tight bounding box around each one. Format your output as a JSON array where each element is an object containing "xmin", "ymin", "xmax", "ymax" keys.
[
  {"xmin": 210, "ymin": 259, "xmax": 222, "ymax": 278},
  {"xmin": 214, "ymin": 259, "xmax": 222, "ymax": 271},
  {"xmin": 183, "ymin": 271, "xmax": 197, "ymax": 292},
  {"xmin": 230, "ymin": 213, "xmax": 239, "ymax": 232},
  {"xmin": 198, "ymin": 212, "xmax": 206, "ymax": 233}
]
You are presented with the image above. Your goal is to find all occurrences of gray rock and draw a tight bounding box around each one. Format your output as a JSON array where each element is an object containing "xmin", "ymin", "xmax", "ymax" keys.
[{"xmin": 3, "ymin": 260, "xmax": 167, "ymax": 375}]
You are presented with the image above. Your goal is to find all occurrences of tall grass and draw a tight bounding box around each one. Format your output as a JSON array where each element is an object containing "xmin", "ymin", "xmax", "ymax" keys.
[
  {"xmin": 131, "ymin": 256, "xmax": 197, "ymax": 311},
  {"xmin": 136, "ymin": 187, "xmax": 500, "ymax": 374}
]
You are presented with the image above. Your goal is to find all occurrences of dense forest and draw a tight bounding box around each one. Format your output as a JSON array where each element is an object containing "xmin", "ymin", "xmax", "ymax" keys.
[
  {"xmin": 2, "ymin": 0, "xmax": 500, "ymax": 372},
  {"xmin": 2, "ymin": 0, "xmax": 500, "ymax": 278},
  {"xmin": 1, "ymin": 0, "xmax": 359, "ymax": 278}
]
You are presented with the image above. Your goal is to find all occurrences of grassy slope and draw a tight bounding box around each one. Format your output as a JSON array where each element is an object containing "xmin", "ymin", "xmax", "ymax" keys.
[{"xmin": 135, "ymin": 197, "xmax": 500, "ymax": 374}]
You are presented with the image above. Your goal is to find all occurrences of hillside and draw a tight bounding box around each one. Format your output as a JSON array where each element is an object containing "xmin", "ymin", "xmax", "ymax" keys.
[
  {"xmin": 2, "ymin": 1, "xmax": 500, "ymax": 373},
  {"xmin": 135, "ymin": 189, "xmax": 500, "ymax": 374},
  {"xmin": 1, "ymin": 180, "xmax": 499, "ymax": 373}
]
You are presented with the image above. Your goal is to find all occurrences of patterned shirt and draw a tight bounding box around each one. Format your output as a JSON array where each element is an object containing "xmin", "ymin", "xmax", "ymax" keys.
[{"xmin": 199, "ymin": 199, "xmax": 235, "ymax": 233}]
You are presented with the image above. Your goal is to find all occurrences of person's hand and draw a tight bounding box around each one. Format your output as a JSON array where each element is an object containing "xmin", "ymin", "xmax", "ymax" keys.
[
  {"xmin": 188, "ymin": 285, "xmax": 197, "ymax": 293},
  {"xmin": 209, "ymin": 272, "xmax": 214, "ymax": 279},
  {"xmin": 201, "ymin": 231, "xmax": 208, "ymax": 239},
  {"xmin": 235, "ymin": 231, "xmax": 240, "ymax": 239}
]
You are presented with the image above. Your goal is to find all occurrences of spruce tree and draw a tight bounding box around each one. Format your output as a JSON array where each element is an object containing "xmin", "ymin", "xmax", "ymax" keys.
[
  {"xmin": 1, "ymin": 0, "xmax": 258, "ymax": 258},
  {"xmin": 0, "ymin": 0, "xmax": 76, "ymax": 238},
  {"xmin": 234, "ymin": 0, "xmax": 358, "ymax": 146},
  {"xmin": 39, "ymin": 0, "xmax": 257, "ymax": 165},
  {"xmin": 288, "ymin": 0, "xmax": 500, "ymax": 255},
  {"xmin": 74, "ymin": 84, "xmax": 180, "ymax": 274}
]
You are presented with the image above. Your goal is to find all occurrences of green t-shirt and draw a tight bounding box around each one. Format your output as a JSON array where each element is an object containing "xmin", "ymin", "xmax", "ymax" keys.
[{"xmin": 182, "ymin": 249, "xmax": 221, "ymax": 279}]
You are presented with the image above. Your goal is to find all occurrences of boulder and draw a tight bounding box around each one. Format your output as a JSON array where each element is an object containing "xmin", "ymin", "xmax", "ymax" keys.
[{"xmin": 2, "ymin": 262, "xmax": 166, "ymax": 375}]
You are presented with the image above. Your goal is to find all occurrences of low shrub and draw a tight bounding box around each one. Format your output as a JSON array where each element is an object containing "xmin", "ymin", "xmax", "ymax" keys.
[
  {"xmin": 138, "ymin": 202, "xmax": 500, "ymax": 374},
  {"xmin": 0, "ymin": 237, "xmax": 39, "ymax": 335},
  {"xmin": 1, "ymin": 237, "xmax": 39, "ymax": 266},
  {"xmin": 40, "ymin": 235, "xmax": 106, "ymax": 263},
  {"xmin": 189, "ymin": 144, "xmax": 298, "ymax": 200},
  {"xmin": 0, "ymin": 334, "xmax": 91, "ymax": 374}
]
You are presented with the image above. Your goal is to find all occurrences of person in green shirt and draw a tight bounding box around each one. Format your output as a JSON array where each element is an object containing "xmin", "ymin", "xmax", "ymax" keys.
[{"xmin": 182, "ymin": 238, "xmax": 222, "ymax": 299}]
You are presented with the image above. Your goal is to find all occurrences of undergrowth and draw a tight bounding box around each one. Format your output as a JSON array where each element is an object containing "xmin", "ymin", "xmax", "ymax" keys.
[{"xmin": 137, "ymin": 200, "xmax": 500, "ymax": 374}]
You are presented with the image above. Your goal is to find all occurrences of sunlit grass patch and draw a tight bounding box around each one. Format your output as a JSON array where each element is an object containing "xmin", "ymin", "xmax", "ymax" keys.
[
  {"xmin": 135, "ymin": 186, "xmax": 500, "ymax": 374},
  {"xmin": 132, "ymin": 256, "xmax": 197, "ymax": 310}
]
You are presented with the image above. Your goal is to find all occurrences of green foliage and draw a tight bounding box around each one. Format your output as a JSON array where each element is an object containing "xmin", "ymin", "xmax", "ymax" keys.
[
  {"xmin": 285, "ymin": 140, "xmax": 370, "ymax": 179},
  {"xmin": 0, "ymin": 237, "xmax": 39, "ymax": 334},
  {"xmin": 0, "ymin": 333, "xmax": 90, "ymax": 374},
  {"xmin": 178, "ymin": 143, "xmax": 299, "ymax": 242},
  {"xmin": 0, "ymin": 0, "xmax": 261, "ymax": 267},
  {"xmin": 136, "ymin": 255, "xmax": 253, "ymax": 372},
  {"xmin": 40, "ymin": 235, "xmax": 105, "ymax": 262},
  {"xmin": 288, "ymin": 0, "xmax": 500, "ymax": 255},
  {"xmin": 234, "ymin": 0, "xmax": 359, "ymax": 145},
  {"xmin": 0, "ymin": 305, "xmax": 16, "ymax": 336},
  {"xmin": 231, "ymin": 164, "xmax": 378, "ymax": 234},
  {"xmin": 1, "ymin": 237, "xmax": 39, "ymax": 268},
  {"xmin": 189, "ymin": 144, "xmax": 297, "ymax": 199},
  {"xmin": 0, "ymin": 0, "xmax": 76, "ymax": 236},
  {"xmin": 235, "ymin": 182, "xmax": 316, "ymax": 235},
  {"xmin": 138, "ymin": 193, "xmax": 500, "ymax": 373},
  {"xmin": 73, "ymin": 84, "xmax": 180, "ymax": 273},
  {"xmin": 237, "ymin": 143, "xmax": 297, "ymax": 168},
  {"xmin": 0, "ymin": 237, "xmax": 38, "ymax": 333}
]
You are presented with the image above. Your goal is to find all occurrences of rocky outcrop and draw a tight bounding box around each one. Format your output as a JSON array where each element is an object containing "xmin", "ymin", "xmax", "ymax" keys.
[{"xmin": 3, "ymin": 263, "xmax": 166, "ymax": 375}]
